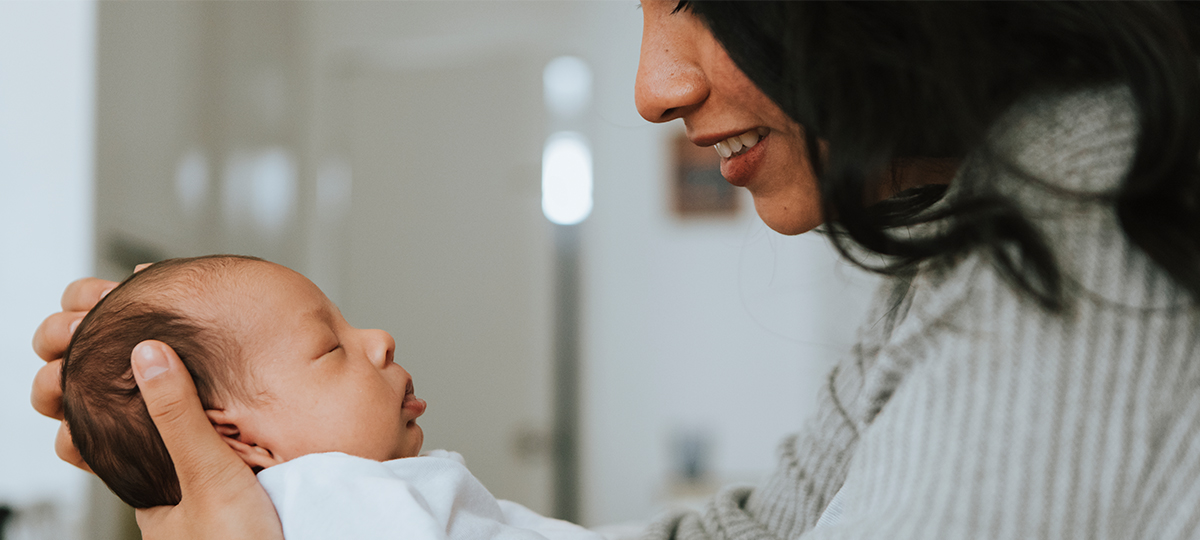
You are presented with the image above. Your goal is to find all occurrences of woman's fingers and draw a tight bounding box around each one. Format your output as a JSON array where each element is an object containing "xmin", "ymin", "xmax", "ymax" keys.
[
  {"xmin": 131, "ymin": 341, "xmax": 243, "ymax": 495},
  {"xmin": 35, "ymin": 276, "xmax": 124, "ymax": 360},
  {"xmin": 130, "ymin": 340, "xmax": 282, "ymax": 540},
  {"xmin": 35, "ymin": 366, "xmax": 94, "ymax": 473},
  {"xmin": 32, "ymin": 310, "xmax": 86, "ymax": 362},
  {"xmin": 60, "ymin": 277, "xmax": 118, "ymax": 312},
  {"xmin": 130, "ymin": 341, "xmax": 266, "ymax": 497},
  {"xmin": 55, "ymin": 421, "xmax": 92, "ymax": 473},
  {"xmin": 31, "ymin": 277, "xmax": 117, "ymax": 476},
  {"xmin": 33, "ymin": 277, "xmax": 116, "ymax": 362},
  {"xmin": 35, "ymin": 360, "xmax": 91, "ymax": 473},
  {"xmin": 31, "ymin": 359, "xmax": 64, "ymax": 419}
]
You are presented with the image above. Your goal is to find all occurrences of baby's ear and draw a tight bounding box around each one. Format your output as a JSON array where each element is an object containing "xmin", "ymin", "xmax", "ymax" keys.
[{"xmin": 205, "ymin": 409, "xmax": 282, "ymax": 472}]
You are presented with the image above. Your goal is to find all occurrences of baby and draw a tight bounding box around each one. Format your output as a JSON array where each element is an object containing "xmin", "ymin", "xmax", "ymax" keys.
[{"xmin": 62, "ymin": 255, "xmax": 598, "ymax": 540}]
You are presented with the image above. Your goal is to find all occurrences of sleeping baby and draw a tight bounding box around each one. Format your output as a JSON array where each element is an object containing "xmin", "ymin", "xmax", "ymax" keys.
[{"xmin": 61, "ymin": 254, "xmax": 599, "ymax": 540}]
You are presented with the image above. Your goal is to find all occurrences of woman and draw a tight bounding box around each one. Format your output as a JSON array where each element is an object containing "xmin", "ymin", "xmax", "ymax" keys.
[{"xmin": 32, "ymin": 1, "xmax": 1200, "ymax": 538}]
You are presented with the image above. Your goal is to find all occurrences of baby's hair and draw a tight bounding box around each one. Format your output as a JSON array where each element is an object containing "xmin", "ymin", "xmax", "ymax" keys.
[{"xmin": 61, "ymin": 254, "xmax": 266, "ymax": 508}]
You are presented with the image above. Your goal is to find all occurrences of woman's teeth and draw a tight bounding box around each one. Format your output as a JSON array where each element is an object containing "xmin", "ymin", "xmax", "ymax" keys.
[{"xmin": 713, "ymin": 128, "xmax": 768, "ymax": 159}]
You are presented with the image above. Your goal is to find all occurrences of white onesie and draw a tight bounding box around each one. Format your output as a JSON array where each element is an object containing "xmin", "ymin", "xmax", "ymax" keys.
[{"xmin": 258, "ymin": 450, "xmax": 601, "ymax": 540}]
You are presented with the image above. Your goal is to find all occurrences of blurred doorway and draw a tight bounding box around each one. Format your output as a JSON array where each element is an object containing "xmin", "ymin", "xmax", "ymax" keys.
[{"xmin": 328, "ymin": 48, "xmax": 555, "ymax": 511}]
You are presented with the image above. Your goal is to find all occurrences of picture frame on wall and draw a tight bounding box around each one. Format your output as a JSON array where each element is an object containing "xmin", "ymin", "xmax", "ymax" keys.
[{"xmin": 672, "ymin": 132, "xmax": 739, "ymax": 217}]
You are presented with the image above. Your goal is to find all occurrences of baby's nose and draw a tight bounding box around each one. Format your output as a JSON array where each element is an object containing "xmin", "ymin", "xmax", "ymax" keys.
[{"xmin": 364, "ymin": 329, "xmax": 396, "ymax": 367}]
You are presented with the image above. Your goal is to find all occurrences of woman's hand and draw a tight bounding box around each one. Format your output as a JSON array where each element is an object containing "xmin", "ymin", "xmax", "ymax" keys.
[
  {"xmin": 32, "ymin": 276, "xmax": 282, "ymax": 539},
  {"xmin": 31, "ymin": 277, "xmax": 119, "ymax": 472},
  {"xmin": 130, "ymin": 341, "xmax": 282, "ymax": 540}
]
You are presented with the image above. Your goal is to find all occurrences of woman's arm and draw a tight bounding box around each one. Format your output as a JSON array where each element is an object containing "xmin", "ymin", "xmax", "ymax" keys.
[{"xmin": 31, "ymin": 278, "xmax": 282, "ymax": 540}]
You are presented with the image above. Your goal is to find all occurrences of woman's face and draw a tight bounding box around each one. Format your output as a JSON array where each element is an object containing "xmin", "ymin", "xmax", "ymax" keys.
[{"xmin": 635, "ymin": 0, "xmax": 822, "ymax": 235}]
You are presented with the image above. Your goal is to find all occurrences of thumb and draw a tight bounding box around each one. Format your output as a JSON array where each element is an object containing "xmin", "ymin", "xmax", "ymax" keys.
[{"xmin": 131, "ymin": 340, "xmax": 255, "ymax": 501}]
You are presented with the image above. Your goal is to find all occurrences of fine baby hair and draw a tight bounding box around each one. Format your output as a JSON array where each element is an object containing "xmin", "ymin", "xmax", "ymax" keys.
[{"xmin": 61, "ymin": 255, "xmax": 266, "ymax": 508}]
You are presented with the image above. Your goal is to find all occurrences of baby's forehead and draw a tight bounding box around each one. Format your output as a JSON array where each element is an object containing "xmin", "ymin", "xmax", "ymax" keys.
[
  {"xmin": 141, "ymin": 259, "xmax": 283, "ymax": 320},
  {"xmin": 164, "ymin": 257, "xmax": 267, "ymax": 290}
]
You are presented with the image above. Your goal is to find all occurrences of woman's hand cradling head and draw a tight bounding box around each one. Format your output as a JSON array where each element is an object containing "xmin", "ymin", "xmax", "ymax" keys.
[
  {"xmin": 130, "ymin": 341, "xmax": 282, "ymax": 540},
  {"xmin": 33, "ymin": 270, "xmax": 282, "ymax": 540}
]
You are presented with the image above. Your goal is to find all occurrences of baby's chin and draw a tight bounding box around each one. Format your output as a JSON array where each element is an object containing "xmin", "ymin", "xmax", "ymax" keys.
[{"xmin": 398, "ymin": 424, "xmax": 423, "ymax": 459}]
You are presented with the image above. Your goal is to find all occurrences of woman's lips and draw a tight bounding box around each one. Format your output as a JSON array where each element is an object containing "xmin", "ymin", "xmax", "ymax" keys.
[{"xmin": 719, "ymin": 130, "xmax": 769, "ymax": 187}]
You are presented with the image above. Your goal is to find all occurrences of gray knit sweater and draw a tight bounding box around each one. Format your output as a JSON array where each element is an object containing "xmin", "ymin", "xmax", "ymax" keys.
[{"xmin": 645, "ymin": 87, "xmax": 1200, "ymax": 540}]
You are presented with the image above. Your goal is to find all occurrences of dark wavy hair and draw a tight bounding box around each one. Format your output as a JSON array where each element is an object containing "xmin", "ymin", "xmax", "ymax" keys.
[
  {"xmin": 684, "ymin": 1, "xmax": 1200, "ymax": 310},
  {"xmin": 61, "ymin": 255, "xmax": 264, "ymax": 508}
]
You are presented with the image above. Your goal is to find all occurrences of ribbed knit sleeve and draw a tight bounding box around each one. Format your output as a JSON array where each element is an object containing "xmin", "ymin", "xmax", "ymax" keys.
[{"xmin": 643, "ymin": 86, "xmax": 1200, "ymax": 540}]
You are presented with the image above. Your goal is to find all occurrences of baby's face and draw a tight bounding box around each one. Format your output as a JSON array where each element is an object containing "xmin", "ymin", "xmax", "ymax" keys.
[{"xmin": 202, "ymin": 262, "xmax": 426, "ymax": 464}]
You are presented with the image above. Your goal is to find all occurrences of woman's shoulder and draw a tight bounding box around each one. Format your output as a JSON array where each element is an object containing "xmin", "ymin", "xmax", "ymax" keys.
[
  {"xmin": 972, "ymin": 84, "xmax": 1137, "ymax": 199},
  {"xmin": 950, "ymin": 85, "xmax": 1193, "ymax": 309}
]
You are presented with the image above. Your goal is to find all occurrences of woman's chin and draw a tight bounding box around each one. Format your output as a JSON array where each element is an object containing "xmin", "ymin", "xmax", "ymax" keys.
[{"xmin": 754, "ymin": 199, "xmax": 823, "ymax": 235}]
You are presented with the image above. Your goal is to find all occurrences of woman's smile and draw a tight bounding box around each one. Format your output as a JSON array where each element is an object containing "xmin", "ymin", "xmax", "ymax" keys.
[{"xmin": 716, "ymin": 128, "xmax": 770, "ymax": 187}]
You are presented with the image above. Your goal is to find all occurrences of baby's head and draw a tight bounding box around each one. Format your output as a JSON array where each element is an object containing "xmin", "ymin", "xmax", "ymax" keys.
[{"xmin": 61, "ymin": 255, "xmax": 426, "ymax": 508}]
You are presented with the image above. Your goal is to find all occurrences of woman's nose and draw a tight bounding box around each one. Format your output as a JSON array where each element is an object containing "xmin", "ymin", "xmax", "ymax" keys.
[
  {"xmin": 364, "ymin": 329, "xmax": 396, "ymax": 369},
  {"xmin": 635, "ymin": 12, "xmax": 708, "ymax": 123}
]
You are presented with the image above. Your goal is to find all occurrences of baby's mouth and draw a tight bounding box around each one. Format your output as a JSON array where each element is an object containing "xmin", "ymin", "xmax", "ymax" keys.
[{"xmin": 402, "ymin": 380, "xmax": 427, "ymax": 415}]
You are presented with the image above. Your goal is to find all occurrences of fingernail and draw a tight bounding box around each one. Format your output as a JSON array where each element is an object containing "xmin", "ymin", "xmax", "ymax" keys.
[
  {"xmin": 68, "ymin": 318, "xmax": 81, "ymax": 335},
  {"xmin": 99, "ymin": 287, "xmax": 115, "ymax": 300},
  {"xmin": 133, "ymin": 342, "xmax": 169, "ymax": 380}
]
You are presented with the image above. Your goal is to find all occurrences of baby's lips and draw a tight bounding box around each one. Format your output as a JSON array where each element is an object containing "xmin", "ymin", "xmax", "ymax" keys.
[{"xmin": 403, "ymin": 394, "xmax": 427, "ymax": 416}]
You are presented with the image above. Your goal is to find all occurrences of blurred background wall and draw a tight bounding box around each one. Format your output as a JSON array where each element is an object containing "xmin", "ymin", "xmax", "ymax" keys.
[
  {"xmin": 0, "ymin": 1, "xmax": 95, "ymax": 539},
  {"xmin": 0, "ymin": 2, "xmax": 878, "ymax": 539}
]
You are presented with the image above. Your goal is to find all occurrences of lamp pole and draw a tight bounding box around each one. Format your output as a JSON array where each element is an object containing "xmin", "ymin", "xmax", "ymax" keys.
[
  {"xmin": 542, "ymin": 55, "xmax": 592, "ymax": 523},
  {"xmin": 551, "ymin": 223, "xmax": 582, "ymax": 523}
]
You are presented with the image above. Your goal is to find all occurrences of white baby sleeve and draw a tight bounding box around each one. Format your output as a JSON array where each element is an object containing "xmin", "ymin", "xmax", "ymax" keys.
[
  {"xmin": 257, "ymin": 452, "xmax": 449, "ymax": 540},
  {"xmin": 498, "ymin": 500, "xmax": 606, "ymax": 540},
  {"xmin": 258, "ymin": 451, "xmax": 553, "ymax": 540}
]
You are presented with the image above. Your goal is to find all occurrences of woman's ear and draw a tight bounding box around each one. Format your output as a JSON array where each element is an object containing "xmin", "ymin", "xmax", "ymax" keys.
[{"xmin": 205, "ymin": 409, "xmax": 283, "ymax": 472}]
